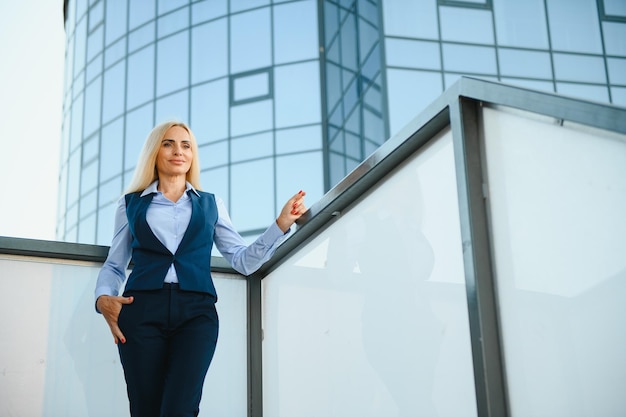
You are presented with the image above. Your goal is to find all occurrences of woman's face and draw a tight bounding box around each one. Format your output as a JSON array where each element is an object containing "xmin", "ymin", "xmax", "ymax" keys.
[{"xmin": 156, "ymin": 126, "xmax": 193, "ymax": 178}]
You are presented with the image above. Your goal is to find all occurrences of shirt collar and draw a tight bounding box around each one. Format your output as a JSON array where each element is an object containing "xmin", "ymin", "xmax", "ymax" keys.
[{"xmin": 140, "ymin": 180, "xmax": 200, "ymax": 197}]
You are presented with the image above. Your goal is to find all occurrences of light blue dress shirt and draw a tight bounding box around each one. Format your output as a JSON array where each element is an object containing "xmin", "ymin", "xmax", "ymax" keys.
[{"xmin": 95, "ymin": 181, "xmax": 290, "ymax": 302}]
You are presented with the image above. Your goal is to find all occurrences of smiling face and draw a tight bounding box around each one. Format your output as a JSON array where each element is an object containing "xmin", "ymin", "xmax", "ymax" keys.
[{"xmin": 155, "ymin": 125, "xmax": 193, "ymax": 179}]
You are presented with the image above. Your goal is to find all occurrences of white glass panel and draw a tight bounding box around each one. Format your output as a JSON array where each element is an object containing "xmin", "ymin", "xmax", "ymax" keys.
[
  {"xmin": 0, "ymin": 255, "xmax": 247, "ymax": 417},
  {"xmin": 263, "ymin": 130, "xmax": 477, "ymax": 416},
  {"xmin": 482, "ymin": 106, "xmax": 626, "ymax": 417}
]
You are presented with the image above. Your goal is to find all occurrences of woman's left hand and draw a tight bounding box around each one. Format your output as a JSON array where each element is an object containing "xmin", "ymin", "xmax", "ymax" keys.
[{"xmin": 276, "ymin": 190, "xmax": 307, "ymax": 232}]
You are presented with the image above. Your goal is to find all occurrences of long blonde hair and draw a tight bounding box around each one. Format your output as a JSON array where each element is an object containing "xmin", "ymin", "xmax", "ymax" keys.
[{"xmin": 125, "ymin": 120, "xmax": 202, "ymax": 194}]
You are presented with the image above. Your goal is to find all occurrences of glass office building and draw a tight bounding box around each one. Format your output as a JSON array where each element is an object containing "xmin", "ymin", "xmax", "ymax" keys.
[{"xmin": 58, "ymin": 0, "xmax": 626, "ymax": 245}]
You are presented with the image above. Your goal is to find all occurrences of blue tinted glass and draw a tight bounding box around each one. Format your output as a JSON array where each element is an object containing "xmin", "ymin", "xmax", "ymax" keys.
[
  {"xmin": 442, "ymin": 44, "xmax": 496, "ymax": 74},
  {"xmin": 191, "ymin": 0, "xmax": 227, "ymax": 24},
  {"xmin": 274, "ymin": 1, "xmax": 318, "ymax": 65},
  {"xmin": 607, "ymin": 58, "xmax": 626, "ymax": 84},
  {"xmin": 385, "ymin": 38, "xmax": 440, "ymax": 70},
  {"xmin": 74, "ymin": 18, "xmax": 87, "ymax": 78},
  {"xmin": 343, "ymin": 78, "xmax": 359, "ymax": 117},
  {"xmin": 382, "ymin": 0, "xmax": 438, "ymax": 39},
  {"xmin": 345, "ymin": 108, "xmax": 360, "ymax": 134},
  {"xmin": 83, "ymin": 77, "xmax": 102, "ymax": 136},
  {"xmin": 78, "ymin": 211, "xmax": 96, "ymax": 243},
  {"xmin": 100, "ymin": 119, "xmax": 124, "ymax": 182},
  {"xmin": 602, "ymin": 22, "xmax": 626, "ymax": 55},
  {"xmin": 386, "ymin": 69, "xmax": 442, "ymax": 135},
  {"xmin": 105, "ymin": 37, "xmax": 126, "ymax": 68},
  {"xmin": 233, "ymin": 71, "xmax": 270, "ymax": 102},
  {"xmin": 102, "ymin": 60, "xmax": 126, "ymax": 123},
  {"xmin": 230, "ymin": 99, "xmax": 273, "ymax": 137},
  {"xmin": 97, "ymin": 199, "xmax": 118, "ymax": 244},
  {"xmin": 611, "ymin": 87, "xmax": 626, "ymax": 106},
  {"xmin": 158, "ymin": 7, "xmax": 188, "ymax": 38},
  {"xmin": 86, "ymin": 54, "xmax": 103, "ymax": 83},
  {"xmin": 155, "ymin": 90, "xmax": 189, "ymax": 124},
  {"xmin": 126, "ymin": 46, "xmax": 155, "ymax": 109},
  {"xmin": 201, "ymin": 166, "xmax": 229, "ymax": 208},
  {"xmin": 603, "ymin": 0, "xmax": 626, "ymax": 17},
  {"xmin": 83, "ymin": 132, "xmax": 100, "ymax": 163},
  {"xmin": 345, "ymin": 132, "xmax": 361, "ymax": 159},
  {"xmin": 324, "ymin": 1, "xmax": 339, "ymax": 47},
  {"xmin": 87, "ymin": 25, "xmax": 104, "ymax": 61},
  {"xmin": 329, "ymin": 152, "xmax": 346, "ymax": 187},
  {"xmin": 276, "ymin": 125, "xmax": 323, "ymax": 154},
  {"xmin": 358, "ymin": 0, "xmax": 379, "ymax": 26},
  {"xmin": 500, "ymin": 77, "xmax": 555, "ymax": 93},
  {"xmin": 198, "ymin": 140, "xmax": 228, "ymax": 169},
  {"xmin": 88, "ymin": 1, "xmax": 104, "ymax": 32},
  {"xmin": 129, "ymin": 0, "xmax": 155, "ymax": 30},
  {"xmin": 499, "ymin": 49, "xmax": 552, "ymax": 78},
  {"xmin": 275, "ymin": 62, "xmax": 321, "ymax": 128},
  {"xmin": 230, "ymin": 0, "xmax": 269, "ymax": 13},
  {"xmin": 128, "ymin": 22, "xmax": 155, "ymax": 53},
  {"xmin": 440, "ymin": 6, "xmax": 494, "ymax": 44},
  {"xmin": 105, "ymin": 0, "xmax": 127, "ymax": 45},
  {"xmin": 68, "ymin": 151, "xmax": 81, "ymax": 207},
  {"xmin": 326, "ymin": 62, "xmax": 343, "ymax": 111},
  {"xmin": 230, "ymin": 158, "xmax": 274, "ymax": 231},
  {"xmin": 547, "ymin": 0, "xmax": 602, "ymax": 53},
  {"xmin": 553, "ymin": 53, "xmax": 607, "ymax": 83},
  {"xmin": 230, "ymin": 8, "xmax": 271, "ymax": 73},
  {"xmin": 191, "ymin": 19, "xmax": 228, "ymax": 84},
  {"xmin": 275, "ymin": 152, "xmax": 324, "ymax": 209},
  {"xmin": 190, "ymin": 80, "xmax": 229, "ymax": 143},
  {"xmin": 158, "ymin": 0, "xmax": 188, "ymax": 15},
  {"xmin": 231, "ymin": 132, "xmax": 273, "ymax": 163},
  {"xmin": 340, "ymin": 13, "xmax": 357, "ymax": 71},
  {"xmin": 156, "ymin": 32, "xmax": 189, "ymax": 96},
  {"xmin": 494, "ymin": 0, "xmax": 548, "ymax": 48},
  {"xmin": 81, "ymin": 160, "xmax": 99, "ymax": 195},
  {"xmin": 124, "ymin": 103, "xmax": 154, "ymax": 170},
  {"xmin": 363, "ymin": 107, "xmax": 384, "ymax": 144},
  {"xmin": 359, "ymin": 19, "xmax": 379, "ymax": 65},
  {"xmin": 70, "ymin": 93, "xmax": 84, "ymax": 151},
  {"xmin": 556, "ymin": 82, "xmax": 609, "ymax": 102}
]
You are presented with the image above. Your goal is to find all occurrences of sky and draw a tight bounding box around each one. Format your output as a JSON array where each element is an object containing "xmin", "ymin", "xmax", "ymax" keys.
[{"xmin": 0, "ymin": 1, "xmax": 65, "ymax": 241}]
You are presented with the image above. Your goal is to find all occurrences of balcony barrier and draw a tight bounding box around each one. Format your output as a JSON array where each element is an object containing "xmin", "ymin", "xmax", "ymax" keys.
[{"xmin": 1, "ymin": 77, "xmax": 625, "ymax": 417}]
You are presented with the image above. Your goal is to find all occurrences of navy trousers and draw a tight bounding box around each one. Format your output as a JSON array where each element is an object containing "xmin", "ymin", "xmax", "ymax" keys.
[{"xmin": 118, "ymin": 283, "xmax": 219, "ymax": 417}]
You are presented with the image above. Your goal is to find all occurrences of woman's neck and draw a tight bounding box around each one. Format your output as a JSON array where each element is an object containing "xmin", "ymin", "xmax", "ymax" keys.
[{"xmin": 157, "ymin": 176, "xmax": 187, "ymax": 202}]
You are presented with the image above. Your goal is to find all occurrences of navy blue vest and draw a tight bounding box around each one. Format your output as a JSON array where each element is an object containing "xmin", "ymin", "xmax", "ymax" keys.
[{"xmin": 124, "ymin": 190, "xmax": 219, "ymax": 299}]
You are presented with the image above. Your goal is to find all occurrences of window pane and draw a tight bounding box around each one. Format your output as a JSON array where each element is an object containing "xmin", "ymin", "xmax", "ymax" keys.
[
  {"xmin": 553, "ymin": 53, "xmax": 607, "ymax": 83},
  {"xmin": 275, "ymin": 62, "xmax": 321, "ymax": 128},
  {"xmin": 105, "ymin": 37, "xmax": 126, "ymax": 68},
  {"xmin": 602, "ymin": 22, "xmax": 626, "ymax": 55},
  {"xmin": 83, "ymin": 76, "xmax": 102, "ymax": 137},
  {"xmin": 231, "ymin": 132, "xmax": 273, "ymax": 163},
  {"xmin": 359, "ymin": 19, "xmax": 380, "ymax": 65},
  {"xmin": 74, "ymin": 18, "xmax": 87, "ymax": 78},
  {"xmin": 547, "ymin": 0, "xmax": 602, "ymax": 53},
  {"xmin": 611, "ymin": 87, "xmax": 626, "ymax": 106},
  {"xmin": 231, "ymin": 158, "xmax": 274, "ymax": 231},
  {"xmin": 191, "ymin": 80, "xmax": 229, "ymax": 144},
  {"xmin": 603, "ymin": 0, "xmax": 626, "ymax": 17},
  {"xmin": 198, "ymin": 140, "xmax": 228, "ymax": 169},
  {"xmin": 442, "ymin": 44, "xmax": 497, "ymax": 74},
  {"xmin": 68, "ymin": 151, "xmax": 82, "ymax": 207},
  {"xmin": 233, "ymin": 71, "xmax": 270, "ymax": 102},
  {"xmin": 105, "ymin": 0, "xmax": 128, "ymax": 45},
  {"xmin": 276, "ymin": 152, "xmax": 324, "ymax": 210},
  {"xmin": 129, "ymin": 0, "xmax": 155, "ymax": 30},
  {"xmin": 440, "ymin": 6, "xmax": 494, "ymax": 44},
  {"xmin": 157, "ymin": 32, "xmax": 189, "ymax": 96},
  {"xmin": 87, "ymin": 25, "xmax": 103, "ymax": 61},
  {"xmin": 230, "ymin": 8, "xmax": 271, "ymax": 73},
  {"xmin": 158, "ymin": 0, "xmax": 188, "ymax": 15},
  {"xmin": 100, "ymin": 119, "xmax": 124, "ymax": 182},
  {"xmin": 70, "ymin": 93, "xmax": 84, "ymax": 151},
  {"xmin": 125, "ymin": 103, "xmax": 154, "ymax": 170},
  {"xmin": 385, "ymin": 38, "xmax": 440, "ymax": 70},
  {"xmin": 191, "ymin": 0, "xmax": 227, "ymax": 24},
  {"xmin": 499, "ymin": 49, "xmax": 552, "ymax": 78},
  {"xmin": 97, "ymin": 200, "xmax": 117, "ymax": 245},
  {"xmin": 155, "ymin": 89, "xmax": 189, "ymax": 124},
  {"xmin": 128, "ymin": 22, "xmax": 155, "ymax": 53},
  {"xmin": 102, "ymin": 60, "xmax": 126, "ymax": 123},
  {"xmin": 274, "ymin": 1, "xmax": 318, "ymax": 65},
  {"xmin": 494, "ymin": 0, "xmax": 548, "ymax": 48},
  {"xmin": 127, "ymin": 46, "xmax": 155, "ymax": 109},
  {"xmin": 276, "ymin": 125, "xmax": 323, "ymax": 154},
  {"xmin": 383, "ymin": 0, "xmax": 438, "ymax": 39},
  {"xmin": 81, "ymin": 160, "xmax": 99, "ymax": 196},
  {"xmin": 83, "ymin": 132, "xmax": 100, "ymax": 163},
  {"xmin": 201, "ymin": 166, "xmax": 229, "ymax": 209},
  {"xmin": 340, "ymin": 12, "xmax": 357, "ymax": 71},
  {"xmin": 556, "ymin": 82, "xmax": 609, "ymax": 102},
  {"xmin": 158, "ymin": 7, "xmax": 189, "ymax": 38},
  {"xmin": 607, "ymin": 58, "xmax": 626, "ymax": 84},
  {"xmin": 191, "ymin": 19, "xmax": 228, "ymax": 84},
  {"xmin": 86, "ymin": 54, "xmax": 103, "ymax": 83},
  {"xmin": 78, "ymin": 211, "xmax": 96, "ymax": 243},
  {"xmin": 500, "ymin": 77, "xmax": 555, "ymax": 93},
  {"xmin": 230, "ymin": 99, "xmax": 273, "ymax": 137}
]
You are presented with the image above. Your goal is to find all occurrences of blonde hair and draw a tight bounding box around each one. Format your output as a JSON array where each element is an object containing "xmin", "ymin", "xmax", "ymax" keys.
[{"xmin": 125, "ymin": 120, "xmax": 203, "ymax": 194}]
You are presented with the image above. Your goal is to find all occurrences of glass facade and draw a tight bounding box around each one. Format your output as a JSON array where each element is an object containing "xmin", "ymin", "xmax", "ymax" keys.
[{"xmin": 58, "ymin": 0, "xmax": 626, "ymax": 245}]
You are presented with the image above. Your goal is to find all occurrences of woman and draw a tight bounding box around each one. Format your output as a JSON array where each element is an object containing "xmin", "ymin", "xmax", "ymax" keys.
[{"xmin": 95, "ymin": 121, "xmax": 306, "ymax": 417}]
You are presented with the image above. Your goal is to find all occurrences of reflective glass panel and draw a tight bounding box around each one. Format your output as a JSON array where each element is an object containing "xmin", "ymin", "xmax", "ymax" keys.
[
  {"xmin": 385, "ymin": 38, "xmax": 441, "ymax": 70},
  {"xmin": 100, "ymin": 119, "xmax": 124, "ymax": 182},
  {"xmin": 230, "ymin": 158, "xmax": 274, "ymax": 231},
  {"xmin": 83, "ymin": 76, "xmax": 102, "ymax": 137},
  {"xmin": 87, "ymin": 25, "xmax": 103, "ymax": 61},
  {"xmin": 230, "ymin": 99, "xmax": 273, "ymax": 137},
  {"xmin": 124, "ymin": 103, "xmax": 154, "ymax": 170},
  {"xmin": 382, "ymin": 0, "xmax": 438, "ymax": 39},
  {"xmin": 105, "ymin": 0, "xmax": 128, "ymax": 45},
  {"xmin": 80, "ymin": 157, "xmax": 99, "ymax": 196},
  {"xmin": 498, "ymin": 48, "xmax": 552, "ymax": 78},
  {"xmin": 230, "ymin": 8, "xmax": 271, "ymax": 74},
  {"xmin": 158, "ymin": 6, "xmax": 189, "ymax": 38},
  {"xmin": 275, "ymin": 62, "xmax": 321, "ymax": 128},
  {"xmin": 126, "ymin": 46, "xmax": 155, "ymax": 109},
  {"xmin": 128, "ymin": 22, "xmax": 155, "ymax": 53},
  {"xmin": 607, "ymin": 58, "xmax": 626, "ymax": 84},
  {"xmin": 155, "ymin": 90, "xmax": 189, "ymax": 124},
  {"xmin": 439, "ymin": 6, "xmax": 494, "ymax": 44},
  {"xmin": 191, "ymin": 0, "xmax": 227, "ymax": 24},
  {"xmin": 547, "ymin": 0, "xmax": 602, "ymax": 53},
  {"xmin": 156, "ymin": 32, "xmax": 189, "ymax": 96},
  {"xmin": 78, "ymin": 211, "xmax": 96, "ymax": 243},
  {"xmin": 230, "ymin": 0, "xmax": 269, "ymax": 13},
  {"xmin": 231, "ymin": 132, "xmax": 273, "ymax": 163},
  {"xmin": 553, "ymin": 53, "xmax": 607, "ymax": 83},
  {"xmin": 603, "ymin": 0, "xmax": 626, "ymax": 17},
  {"xmin": 74, "ymin": 18, "xmax": 87, "ymax": 78},
  {"xmin": 494, "ymin": 0, "xmax": 548, "ymax": 48},
  {"xmin": 129, "ymin": 0, "xmax": 155, "ymax": 30},
  {"xmin": 233, "ymin": 71, "xmax": 270, "ymax": 102},
  {"xmin": 102, "ymin": 60, "xmax": 126, "ymax": 123},
  {"xmin": 556, "ymin": 82, "xmax": 610, "ymax": 102},
  {"xmin": 190, "ymin": 80, "xmax": 229, "ymax": 144},
  {"xmin": 442, "ymin": 43, "xmax": 497, "ymax": 74},
  {"xmin": 275, "ymin": 125, "xmax": 323, "ymax": 154},
  {"xmin": 97, "ymin": 200, "xmax": 116, "ymax": 244},
  {"xmin": 275, "ymin": 152, "xmax": 324, "ymax": 210},
  {"xmin": 274, "ymin": 1, "xmax": 318, "ymax": 65},
  {"xmin": 191, "ymin": 19, "xmax": 228, "ymax": 84},
  {"xmin": 158, "ymin": 0, "xmax": 188, "ymax": 15},
  {"xmin": 198, "ymin": 140, "xmax": 228, "ymax": 169},
  {"xmin": 602, "ymin": 22, "xmax": 626, "ymax": 55},
  {"xmin": 105, "ymin": 37, "xmax": 126, "ymax": 68}
]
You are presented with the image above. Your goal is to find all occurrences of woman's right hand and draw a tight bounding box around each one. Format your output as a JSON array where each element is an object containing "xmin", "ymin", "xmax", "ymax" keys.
[{"xmin": 96, "ymin": 295, "xmax": 134, "ymax": 344}]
